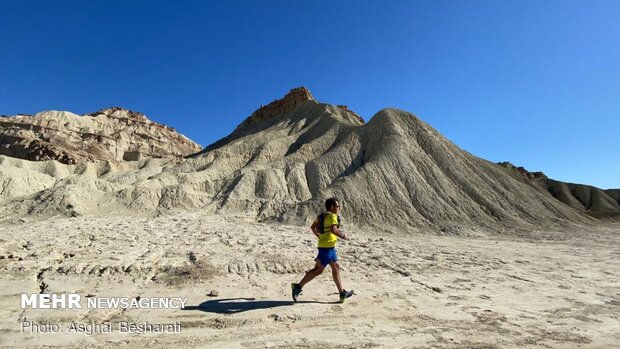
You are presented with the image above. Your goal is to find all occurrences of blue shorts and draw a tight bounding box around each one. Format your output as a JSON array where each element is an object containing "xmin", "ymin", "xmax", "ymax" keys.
[{"xmin": 315, "ymin": 248, "xmax": 338, "ymax": 266}]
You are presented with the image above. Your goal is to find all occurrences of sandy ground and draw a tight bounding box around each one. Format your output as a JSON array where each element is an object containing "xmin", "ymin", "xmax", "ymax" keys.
[{"xmin": 0, "ymin": 211, "xmax": 618, "ymax": 348}]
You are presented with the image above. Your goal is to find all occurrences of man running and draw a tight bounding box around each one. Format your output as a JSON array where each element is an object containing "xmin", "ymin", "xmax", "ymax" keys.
[{"xmin": 291, "ymin": 197, "xmax": 354, "ymax": 303}]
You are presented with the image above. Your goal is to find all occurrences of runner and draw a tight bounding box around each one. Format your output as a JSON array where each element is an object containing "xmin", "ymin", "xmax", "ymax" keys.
[{"xmin": 291, "ymin": 197, "xmax": 354, "ymax": 303}]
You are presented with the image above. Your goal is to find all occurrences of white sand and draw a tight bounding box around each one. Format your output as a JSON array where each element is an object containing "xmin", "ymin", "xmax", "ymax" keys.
[{"xmin": 1, "ymin": 211, "xmax": 618, "ymax": 348}]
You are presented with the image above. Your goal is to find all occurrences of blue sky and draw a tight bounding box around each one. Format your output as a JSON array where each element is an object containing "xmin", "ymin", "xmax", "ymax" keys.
[{"xmin": 1, "ymin": 1, "xmax": 618, "ymax": 188}]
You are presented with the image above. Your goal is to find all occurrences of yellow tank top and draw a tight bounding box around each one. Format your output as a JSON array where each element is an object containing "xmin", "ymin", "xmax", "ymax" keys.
[{"xmin": 317, "ymin": 212, "xmax": 339, "ymax": 248}]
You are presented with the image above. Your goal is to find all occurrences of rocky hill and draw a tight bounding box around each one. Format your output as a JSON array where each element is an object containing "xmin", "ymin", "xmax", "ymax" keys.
[
  {"xmin": 498, "ymin": 162, "xmax": 620, "ymax": 219},
  {"xmin": 0, "ymin": 88, "xmax": 596, "ymax": 232},
  {"xmin": 0, "ymin": 107, "xmax": 202, "ymax": 164}
]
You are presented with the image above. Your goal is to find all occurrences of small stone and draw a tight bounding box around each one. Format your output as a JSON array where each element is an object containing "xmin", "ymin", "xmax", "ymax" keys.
[{"xmin": 208, "ymin": 290, "xmax": 219, "ymax": 297}]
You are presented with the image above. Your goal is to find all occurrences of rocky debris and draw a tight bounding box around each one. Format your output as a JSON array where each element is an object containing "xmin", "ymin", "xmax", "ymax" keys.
[{"xmin": 0, "ymin": 108, "xmax": 202, "ymax": 164}]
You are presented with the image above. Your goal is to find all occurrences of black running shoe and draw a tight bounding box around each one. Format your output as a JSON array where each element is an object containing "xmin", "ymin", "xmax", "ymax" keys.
[
  {"xmin": 339, "ymin": 289, "xmax": 354, "ymax": 303},
  {"xmin": 291, "ymin": 283, "xmax": 302, "ymax": 302}
]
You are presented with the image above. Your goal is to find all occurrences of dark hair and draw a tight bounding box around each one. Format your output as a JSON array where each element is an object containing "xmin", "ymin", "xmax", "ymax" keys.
[{"xmin": 325, "ymin": 197, "xmax": 339, "ymax": 211}]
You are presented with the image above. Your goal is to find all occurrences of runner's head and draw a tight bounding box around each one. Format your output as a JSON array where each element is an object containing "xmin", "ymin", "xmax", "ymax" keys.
[{"xmin": 325, "ymin": 197, "xmax": 340, "ymax": 213}]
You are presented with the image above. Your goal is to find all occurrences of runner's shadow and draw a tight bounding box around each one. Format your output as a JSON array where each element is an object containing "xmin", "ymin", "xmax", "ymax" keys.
[{"xmin": 183, "ymin": 297, "xmax": 339, "ymax": 314}]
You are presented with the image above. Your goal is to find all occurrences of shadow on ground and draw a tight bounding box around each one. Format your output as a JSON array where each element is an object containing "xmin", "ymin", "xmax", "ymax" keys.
[{"xmin": 183, "ymin": 297, "xmax": 339, "ymax": 314}]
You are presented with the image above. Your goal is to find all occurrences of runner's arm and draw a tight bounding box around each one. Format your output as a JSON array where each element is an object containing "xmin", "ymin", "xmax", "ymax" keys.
[
  {"xmin": 330, "ymin": 224, "xmax": 349, "ymax": 240},
  {"xmin": 310, "ymin": 220, "xmax": 320, "ymax": 239}
]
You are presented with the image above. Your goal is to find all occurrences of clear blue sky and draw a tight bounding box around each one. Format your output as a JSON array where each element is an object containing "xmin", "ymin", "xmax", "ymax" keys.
[{"xmin": 1, "ymin": 1, "xmax": 618, "ymax": 189}]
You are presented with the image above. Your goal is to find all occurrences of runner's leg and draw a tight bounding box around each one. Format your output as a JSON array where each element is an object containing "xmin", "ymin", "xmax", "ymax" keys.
[
  {"xmin": 299, "ymin": 260, "xmax": 325, "ymax": 288},
  {"xmin": 330, "ymin": 261, "xmax": 344, "ymax": 293}
]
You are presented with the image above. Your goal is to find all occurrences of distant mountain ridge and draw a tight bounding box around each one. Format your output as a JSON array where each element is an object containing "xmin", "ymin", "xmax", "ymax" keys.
[
  {"xmin": 0, "ymin": 107, "xmax": 202, "ymax": 164},
  {"xmin": 498, "ymin": 162, "xmax": 620, "ymax": 219}
]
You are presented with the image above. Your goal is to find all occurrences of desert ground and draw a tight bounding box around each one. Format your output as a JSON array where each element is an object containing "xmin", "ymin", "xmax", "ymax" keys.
[{"xmin": 0, "ymin": 211, "xmax": 618, "ymax": 348}]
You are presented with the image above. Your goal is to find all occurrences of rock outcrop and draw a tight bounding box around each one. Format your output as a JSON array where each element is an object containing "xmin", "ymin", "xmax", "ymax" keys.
[
  {"xmin": 497, "ymin": 162, "xmax": 547, "ymax": 180},
  {"xmin": 0, "ymin": 108, "xmax": 202, "ymax": 164},
  {"xmin": 244, "ymin": 87, "xmax": 315, "ymax": 126}
]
